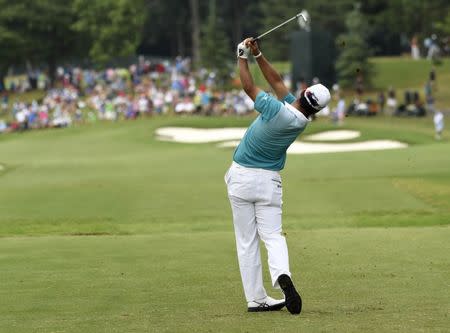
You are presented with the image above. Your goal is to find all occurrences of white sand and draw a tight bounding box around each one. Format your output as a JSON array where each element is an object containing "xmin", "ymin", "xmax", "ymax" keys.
[
  {"xmin": 287, "ymin": 140, "xmax": 407, "ymax": 154},
  {"xmin": 155, "ymin": 127, "xmax": 247, "ymax": 143},
  {"xmin": 218, "ymin": 140, "xmax": 407, "ymax": 154},
  {"xmin": 303, "ymin": 130, "xmax": 360, "ymax": 141},
  {"xmin": 156, "ymin": 127, "xmax": 408, "ymax": 154},
  {"xmin": 217, "ymin": 141, "xmax": 242, "ymax": 148}
]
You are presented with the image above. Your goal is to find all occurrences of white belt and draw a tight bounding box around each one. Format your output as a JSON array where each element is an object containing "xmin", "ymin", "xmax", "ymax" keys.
[{"xmin": 231, "ymin": 161, "xmax": 280, "ymax": 176}]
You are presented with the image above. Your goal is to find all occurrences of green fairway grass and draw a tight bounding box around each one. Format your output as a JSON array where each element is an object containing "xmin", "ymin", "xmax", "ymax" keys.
[
  {"xmin": 1, "ymin": 228, "xmax": 448, "ymax": 332},
  {"xmin": 1, "ymin": 116, "xmax": 449, "ymax": 332}
]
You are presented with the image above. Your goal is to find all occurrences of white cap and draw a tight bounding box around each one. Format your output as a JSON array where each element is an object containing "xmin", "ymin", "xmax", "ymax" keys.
[{"xmin": 304, "ymin": 84, "xmax": 331, "ymax": 111}]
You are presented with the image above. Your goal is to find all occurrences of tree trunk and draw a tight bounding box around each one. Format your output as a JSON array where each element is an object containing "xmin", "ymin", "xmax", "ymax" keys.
[
  {"xmin": 170, "ymin": 34, "xmax": 177, "ymax": 57},
  {"xmin": 189, "ymin": 0, "xmax": 201, "ymax": 67},
  {"xmin": 176, "ymin": 29, "xmax": 185, "ymax": 57},
  {"xmin": 48, "ymin": 56, "xmax": 56, "ymax": 88},
  {"xmin": 0, "ymin": 67, "xmax": 6, "ymax": 92}
]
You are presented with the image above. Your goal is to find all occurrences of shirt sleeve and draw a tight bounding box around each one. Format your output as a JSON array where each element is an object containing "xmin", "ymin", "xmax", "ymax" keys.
[
  {"xmin": 282, "ymin": 93, "xmax": 296, "ymax": 104},
  {"xmin": 254, "ymin": 91, "xmax": 283, "ymax": 121}
]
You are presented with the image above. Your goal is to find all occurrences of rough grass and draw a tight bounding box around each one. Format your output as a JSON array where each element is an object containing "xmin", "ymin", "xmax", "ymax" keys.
[{"xmin": 371, "ymin": 57, "xmax": 450, "ymax": 109}]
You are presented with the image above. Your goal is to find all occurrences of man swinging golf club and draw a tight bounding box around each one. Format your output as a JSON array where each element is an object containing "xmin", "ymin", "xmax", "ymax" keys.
[{"xmin": 225, "ymin": 38, "xmax": 330, "ymax": 314}]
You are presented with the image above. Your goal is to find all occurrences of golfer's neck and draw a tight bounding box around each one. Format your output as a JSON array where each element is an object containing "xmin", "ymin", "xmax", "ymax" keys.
[{"xmin": 292, "ymin": 100, "xmax": 311, "ymax": 118}]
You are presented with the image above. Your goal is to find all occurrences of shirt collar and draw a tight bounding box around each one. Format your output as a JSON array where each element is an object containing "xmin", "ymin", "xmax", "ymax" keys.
[{"xmin": 284, "ymin": 102, "xmax": 311, "ymax": 122}]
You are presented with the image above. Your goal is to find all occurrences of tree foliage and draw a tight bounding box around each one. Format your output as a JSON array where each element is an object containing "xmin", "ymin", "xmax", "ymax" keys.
[
  {"xmin": 335, "ymin": 5, "xmax": 374, "ymax": 89},
  {"xmin": 137, "ymin": 0, "xmax": 192, "ymax": 58},
  {"xmin": 0, "ymin": 0, "xmax": 81, "ymax": 85},
  {"xmin": 73, "ymin": 0, "xmax": 147, "ymax": 65},
  {"xmin": 0, "ymin": 1, "xmax": 28, "ymax": 87},
  {"xmin": 200, "ymin": 0, "xmax": 232, "ymax": 82},
  {"xmin": 435, "ymin": 11, "xmax": 450, "ymax": 35},
  {"xmin": 0, "ymin": 0, "xmax": 450, "ymax": 85},
  {"xmin": 0, "ymin": 1, "xmax": 28, "ymax": 65},
  {"xmin": 258, "ymin": 0, "xmax": 298, "ymax": 60}
]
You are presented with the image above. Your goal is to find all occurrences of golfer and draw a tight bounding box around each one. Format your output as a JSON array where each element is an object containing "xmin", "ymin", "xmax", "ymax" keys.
[{"xmin": 225, "ymin": 38, "xmax": 330, "ymax": 314}]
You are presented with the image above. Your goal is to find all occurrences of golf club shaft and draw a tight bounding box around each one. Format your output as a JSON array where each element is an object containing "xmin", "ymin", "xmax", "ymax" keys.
[{"xmin": 254, "ymin": 13, "xmax": 305, "ymax": 41}]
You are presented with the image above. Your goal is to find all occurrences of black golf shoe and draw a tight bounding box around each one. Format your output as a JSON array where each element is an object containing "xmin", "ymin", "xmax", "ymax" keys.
[{"xmin": 278, "ymin": 274, "xmax": 302, "ymax": 315}]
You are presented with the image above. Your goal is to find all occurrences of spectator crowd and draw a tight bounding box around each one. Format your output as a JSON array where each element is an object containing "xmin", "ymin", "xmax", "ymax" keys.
[
  {"xmin": 0, "ymin": 57, "xmax": 254, "ymax": 134},
  {"xmin": 0, "ymin": 54, "xmax": 445, "ymax": 140}
]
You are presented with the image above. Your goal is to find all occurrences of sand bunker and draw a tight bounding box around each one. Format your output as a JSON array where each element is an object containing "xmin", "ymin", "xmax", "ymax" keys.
[
  {"xmin": 288, "ymin": 140, "xmax": 407, "ymax": 154},
  {"xmin": 155, "ymin": 127, "xmax": 247, "ymax": 143},
  {"xmin": 217, "ymin": 140, "xmax": 407, "ymax": 154},
  {"xmin": 303, "ymin": 130, "xmax": 360, "ymax": 141},
  {"xmin": 156, "ymin": 127, "xmax": 408, "ymax": 154}
]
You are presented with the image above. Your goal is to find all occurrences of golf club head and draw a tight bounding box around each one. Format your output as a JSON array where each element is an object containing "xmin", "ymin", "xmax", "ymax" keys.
[
  {"xmin": 298, "ymin": 10, "xmax": 310, "ymax": 31},
  {"xmin": 298, "ymin": 13, "xmax": 307, "ymax": 24}
]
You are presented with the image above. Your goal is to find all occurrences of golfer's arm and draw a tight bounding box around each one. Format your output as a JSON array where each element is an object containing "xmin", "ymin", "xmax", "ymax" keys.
[
  {"xmin": 239, "ymin": 58, "xmax": 260, "ymax": 101},
  {"xmin": 256, "ymin": 55, "xmax": 289, "ymax": 100}
]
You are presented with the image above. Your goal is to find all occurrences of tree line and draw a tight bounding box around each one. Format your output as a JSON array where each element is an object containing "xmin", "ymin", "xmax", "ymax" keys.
[{"xmin": 0, "ymin": 0, "xmax": 449, "ymax": 88}]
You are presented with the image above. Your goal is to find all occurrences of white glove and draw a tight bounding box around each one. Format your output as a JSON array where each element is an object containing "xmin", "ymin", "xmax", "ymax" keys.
[{"xmin": 237, "ymin": 42, "xmax": 250, "ymax": 59}]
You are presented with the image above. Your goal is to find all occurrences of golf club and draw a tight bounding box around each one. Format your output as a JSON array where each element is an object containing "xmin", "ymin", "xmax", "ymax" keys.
[{"xmin": 254, "ymin": 12, "xmax": 307, "ymax": 42}]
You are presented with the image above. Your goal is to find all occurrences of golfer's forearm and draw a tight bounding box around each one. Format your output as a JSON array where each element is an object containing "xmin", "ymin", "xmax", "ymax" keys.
[
  {"xmin": 256, "ymin": 56, "xmax": 283, "ymax": 88},
  {"xmin": 239, "ymin": 58, "xmax": 255, "ymax": 92}
]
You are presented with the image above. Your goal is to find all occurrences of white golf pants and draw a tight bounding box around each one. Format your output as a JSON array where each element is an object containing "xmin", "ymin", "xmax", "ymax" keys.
[{"xmin": 225, "ymin": 162, "xmax": 291, "ymax": 302}]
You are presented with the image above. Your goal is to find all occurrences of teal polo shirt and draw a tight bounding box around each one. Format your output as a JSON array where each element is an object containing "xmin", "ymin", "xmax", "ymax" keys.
[{"xmin": 233, "ymin": 91, "xmax": 310, "ymax": 171}]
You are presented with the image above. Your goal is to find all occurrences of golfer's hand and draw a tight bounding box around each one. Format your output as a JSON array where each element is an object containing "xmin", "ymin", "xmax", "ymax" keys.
[
  {"xmin": 237, "ymin": 41, "xmax": 251, "ymax": 59},
  {"xmin": 244, "ymin": 38, "xmax": 261, "ymax": 57}
]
